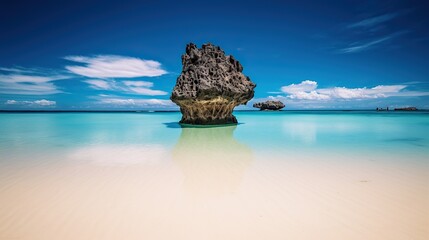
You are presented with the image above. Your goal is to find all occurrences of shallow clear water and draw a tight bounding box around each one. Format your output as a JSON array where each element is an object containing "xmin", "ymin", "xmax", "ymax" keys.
[
  {"xmin": 1, "ymin": 111, "xmax": 429, "ymax": 154},
  {"xmin": 0, "ymin": 111, "xmax": 428, "ymax": 240}
]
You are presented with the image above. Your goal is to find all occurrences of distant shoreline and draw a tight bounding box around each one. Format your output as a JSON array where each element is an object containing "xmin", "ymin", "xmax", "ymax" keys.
[{"xmin": 1, "ymin": 110, "xmax": 428, "ymax": 113}]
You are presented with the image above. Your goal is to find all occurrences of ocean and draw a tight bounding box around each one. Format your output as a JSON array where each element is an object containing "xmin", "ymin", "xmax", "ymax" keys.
[{"xmin": 0, "ymin": 111, "xmax": 428, "ymax": 239}]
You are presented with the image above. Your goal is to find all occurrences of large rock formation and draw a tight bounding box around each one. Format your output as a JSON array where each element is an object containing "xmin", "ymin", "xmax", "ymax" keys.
[
  {"xmin": 171, "ymin": 43, "xmax": 256, "ymax": 125},
  {"xmin": 253, "ymin": 100, "xmax": 285, "ymax": 110}
]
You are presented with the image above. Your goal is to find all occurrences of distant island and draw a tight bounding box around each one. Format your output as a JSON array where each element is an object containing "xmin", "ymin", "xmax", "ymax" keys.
[
  {"xmin": 376, "ymin": 107, "xmax": 418, "ymax": 111},
  {"xmin": 394, "ymin": 107, "xmax": 418, "ymax": 111}
]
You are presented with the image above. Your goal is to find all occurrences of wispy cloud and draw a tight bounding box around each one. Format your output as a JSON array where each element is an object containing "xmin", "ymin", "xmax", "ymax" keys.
[
  {"xmin": 122, "ymin": 81, "xmax": 153, "ymax": 87},
  {"xmin": 339, "ymin": 31, "xmax": 406, "ymax": 53},
  {"xmin": 276, "ymin": 80, "xmax": 429, "ymax": 100},
  {"xmin": 0, "ymin": 67, "xmax": 48, "ymax": 74},
  {"xmin": 91, "ymin": 94, "xmax": 176, "ymax": 109},
  {"xmin": 99, "ymin": 98, "xmax": 173, "ymax": 106},
  {"xmin": 337, "ymin": 10, "xmax": 411, "ymax": 54},
  {"xmin": 84, "ymin": 79, "xmax": 112, "ymax": 90},
  {"xmin": 65, "ymin": 55, "xmax": 167, "ymax": 78},
  {"xmin": 0, "ymin": 67, "xmax": 70, "ymax": 95},
  {"xmin": 5, "ymin": 99, "xmax": 56, "ymax": 106},
  {"xmin": 347, "ymin": 12, "xmax": 400, "ymax": 29},
  {"xmin": 339, "ymin": 35, "xmax": 394, "ymax": 53},
  {"xmin": 83, "ymin": 79, "xmax": 167, "ymax": 96}
]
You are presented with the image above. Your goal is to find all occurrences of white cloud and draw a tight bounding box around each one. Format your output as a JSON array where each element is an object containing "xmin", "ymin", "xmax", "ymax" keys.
[
  {"xmin": 281, "ymin": 80, "xmax": 318, "ymax": 93},
  {"xmin": 0, "ymin": 68, "xmax": 70, "ymax": 95},
  {"xmin": 278, "ymin": 80, "xmax": 429, "ymax": 101},
  {"xmin": 347, "ymin": 13, "xmax": 400, "ymax": 29},
  {"xmin": 339, "ymin": 9, "xmax": 410, "ymax": 54},
  {"xmin": 339, "ymin": 35, "xmax": 396, "ymax": 53},
  {"xmin": 65, "ymin": 55, "xmax": 167, "ymax": 78},
  {"xmin": 317, "ymin": 85, "xmax": 408, "ymax": 99},
  {"xmin": 88, "ymin": 94, "xmax": 176, "ymax": 109},
  {"xmin": 0, "ymin": 67, "xmax": 44, "ymax": 74},
  {"xmin": 5, "ymin": 99, "xmax": 56, "ymax": 106},
  {"xmin": 84, "ymin": 79, "xmax": 112, "ymax": 90},
  {"xmin": 123, "ymin": 80, "xmax": 153, "ymax": 87},
  {"xmin": 84, "ymin": 79, "xmax": 167, "ymax": 96},
  {"xmin": 126, "ymin": 87, "xmax": 167, "ymax": 95},
  {"xmin": 280, "ymin": 80, "xmax": 330, "ymax": 100},
  {"xmin": 33, "ymin": 99, "xmax": 56, "ymax": 106},
  {"xmin": 100, "ymin": 97, "xmax": 174, "ymax": 107},
  {"xmin": 288, "ymin": 91, "xmax": 330, "ymax": 100}
]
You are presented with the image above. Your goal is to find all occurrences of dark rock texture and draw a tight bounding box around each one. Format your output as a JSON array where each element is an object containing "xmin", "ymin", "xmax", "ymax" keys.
[
  {"xmin": 253, "ymin": 100, "xmax": 285, "ymax": 110},
  {"xmin": 171, "ymin": 43, "xmax": 256, "ymax": 125}
]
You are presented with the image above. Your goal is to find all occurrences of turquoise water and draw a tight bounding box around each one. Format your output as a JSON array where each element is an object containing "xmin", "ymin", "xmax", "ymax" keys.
[
  {"xmin": 1, "ymin": 111, "xmax": 428, "ymax": 239},
  {"xmin": 1, "ymin": 111, "xmax": 428, "ymax": 161}
]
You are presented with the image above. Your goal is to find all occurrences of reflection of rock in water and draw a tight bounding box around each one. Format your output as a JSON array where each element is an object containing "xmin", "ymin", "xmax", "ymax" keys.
[{"xmin": 172, "ymin": 126, "xmax": 252, "ymax": 197}]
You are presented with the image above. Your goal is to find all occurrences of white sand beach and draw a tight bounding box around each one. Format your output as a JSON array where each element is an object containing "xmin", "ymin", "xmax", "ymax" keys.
[{"xmin": 1, "ymin": 141, "xmax": 427, "ymax": 240}]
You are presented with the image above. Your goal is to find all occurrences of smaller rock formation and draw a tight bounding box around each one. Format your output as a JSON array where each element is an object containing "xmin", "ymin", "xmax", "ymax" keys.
[
  {"xmin": 394, "ymin": 107, "xmax": 417, "ymax": 111},
  {"xmin": 253, "ymin": 100, "xmax": 285, "ymax": 111}
]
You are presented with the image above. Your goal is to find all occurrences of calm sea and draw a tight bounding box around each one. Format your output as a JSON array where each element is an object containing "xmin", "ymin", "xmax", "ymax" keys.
[
  {"xmin": 0, "ymin": 111, "xmax": 428, "ymax": 240},
  {"xmin": 1, "ymin": 111, "xmax": 428, "ymax": 159}
]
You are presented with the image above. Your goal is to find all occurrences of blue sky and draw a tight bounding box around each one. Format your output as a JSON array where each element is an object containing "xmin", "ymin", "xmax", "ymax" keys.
[{"xmin": 1, "ymin": 0, "xmax": 428, "ymax": 110}]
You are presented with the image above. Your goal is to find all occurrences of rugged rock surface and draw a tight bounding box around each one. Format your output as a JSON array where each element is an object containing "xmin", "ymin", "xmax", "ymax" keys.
[
  {"xmin": 171, "ymin": 43, "xmax": 256, "ymax": 125},
  {"xmin": 253, "ymin": 100, "xmax": 285, "ymax": 110}
]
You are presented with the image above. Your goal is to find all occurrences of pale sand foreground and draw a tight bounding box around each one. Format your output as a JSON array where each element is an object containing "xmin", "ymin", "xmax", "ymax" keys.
[{"xmin": 0, "ymin": 129, "xmax": 428, "ymax": 240}]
